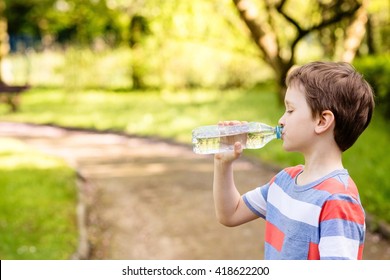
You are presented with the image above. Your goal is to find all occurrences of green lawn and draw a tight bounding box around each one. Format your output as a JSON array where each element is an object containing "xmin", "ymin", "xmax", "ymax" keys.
[
  {"xmin": 1, "ymin": 85, "xmax": 389, "ymax": 226},
  {"xmin": 0, "ymin": 138, "xmax": 78, "ymax": 259}
]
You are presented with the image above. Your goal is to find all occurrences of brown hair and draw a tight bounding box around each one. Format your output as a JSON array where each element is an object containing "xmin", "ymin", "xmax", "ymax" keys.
[{"xmin": 286, "ymin": 61, "xmax": 375, "ymax": 152}]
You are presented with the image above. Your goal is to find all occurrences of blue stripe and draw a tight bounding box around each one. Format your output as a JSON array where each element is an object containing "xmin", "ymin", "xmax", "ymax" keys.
[
  {"xmin": 326, "ymin": 193, "xmax": 361, "ymax": 203},
  {"xmin": 320, "ymin": 219, "xmax": 365, "ymax": 241},
  {"xmin": 267, "ymin": 202, "xmax": 320, "ymax": 241},
  {"xmin": 264, "ymin": 243, "xmax": 280, "ymax": 259},
  {"xmin": 260, "ymin": 183, "xmax": 270, "ymax": 200},
  {"xmin": 321, "ymin": 256, "xmax": 350, "ymax": 260}
]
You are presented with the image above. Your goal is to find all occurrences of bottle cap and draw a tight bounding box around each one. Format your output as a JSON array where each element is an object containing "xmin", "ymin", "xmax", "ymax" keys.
[{"xmin": 275, "ymin": 126, "xmax": 282, "ymax": 139}]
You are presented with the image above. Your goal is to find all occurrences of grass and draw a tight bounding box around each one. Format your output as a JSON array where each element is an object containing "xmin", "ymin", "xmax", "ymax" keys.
[
  {"xmin": 0, "ymin": 85, "xmax": 389, "ymax": 224},
  {"xmin": 0, "ymin": 138, "xmax": 78, "ymax": 259}
]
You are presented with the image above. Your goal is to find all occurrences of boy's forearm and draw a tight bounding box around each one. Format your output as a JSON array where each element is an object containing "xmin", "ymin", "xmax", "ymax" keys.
[{"xmin": 213, "ymin": 159, "xmax": 242, "ymax": 226}]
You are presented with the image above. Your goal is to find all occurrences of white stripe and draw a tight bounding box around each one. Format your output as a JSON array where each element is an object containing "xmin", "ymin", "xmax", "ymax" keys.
[
  {"xmin": 268, "ymin": 183, "xmax": 321, "ymax": 226},
  {"xmin": 245, "ymin": 187, "xmax": 267, "ymax": 216},
  {"xmin": 319, "ymin": 236, "xmax": 360, "ymax": 259}
]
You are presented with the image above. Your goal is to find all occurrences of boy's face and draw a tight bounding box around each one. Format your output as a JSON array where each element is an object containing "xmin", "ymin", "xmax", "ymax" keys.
[{"xmin": 278, "ymin": 84, "xmax": 318, "ymax": 153}]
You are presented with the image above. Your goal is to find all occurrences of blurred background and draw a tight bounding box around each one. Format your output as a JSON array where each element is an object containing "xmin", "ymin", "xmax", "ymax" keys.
[{"xmin": 0, "ymin": 0, "xmax": 389, "ymax": 259}]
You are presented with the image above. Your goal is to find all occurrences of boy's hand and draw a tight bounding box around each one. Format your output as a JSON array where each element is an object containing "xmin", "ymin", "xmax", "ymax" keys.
[
  {"xmin": 214, "ymin": 120, "xmax": 246, "ymax": 163},
  {"xmin": 214, "ymin": 141, "xmax": 243, "ymax": 162}
]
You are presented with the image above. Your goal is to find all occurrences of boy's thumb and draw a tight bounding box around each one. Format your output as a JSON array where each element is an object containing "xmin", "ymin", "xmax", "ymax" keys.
[{"xmin": 234, "ymin": 142, "xmax": 243, "ymax": 157}]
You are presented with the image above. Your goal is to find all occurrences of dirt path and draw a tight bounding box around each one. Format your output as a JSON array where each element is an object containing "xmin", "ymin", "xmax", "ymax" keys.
[{"xmin": 1, "ymin": 121, "xmax": 389, "ymax": 260}]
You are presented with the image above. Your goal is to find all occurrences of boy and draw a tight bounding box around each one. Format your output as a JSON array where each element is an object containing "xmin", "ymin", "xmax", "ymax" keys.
[{"xmin": 213, "ymin": 61, "xmax": 375, "ymax": 259}]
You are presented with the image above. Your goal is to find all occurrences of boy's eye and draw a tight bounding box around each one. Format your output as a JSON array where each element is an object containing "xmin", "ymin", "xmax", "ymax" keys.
[{"xmin": 286, "ymin": 109, "xmax": 294, "ymax": 113}]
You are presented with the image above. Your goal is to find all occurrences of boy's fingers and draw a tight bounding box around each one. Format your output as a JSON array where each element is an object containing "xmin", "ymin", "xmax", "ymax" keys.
[
  {"xmin": 214, "ymin": 142, "xmax": 242, "ymax": 162},
  {"xmin": 218, "ymin": 120, "xmax": 247, "ymax": 126},
  {"xmin": 234, "ymin": 142, "xmax": 243, "ymax": 157}
]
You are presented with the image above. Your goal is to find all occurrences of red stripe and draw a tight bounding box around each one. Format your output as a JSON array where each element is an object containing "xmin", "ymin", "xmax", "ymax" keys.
[
  {"xmin": 284, "ymin": 166, "xmax": 303, "ymax": 179},
  {"xmin": 307, "ymin": 242, "xmax": 320, "ymax": 260},
  {"xmin": 265, "ymin": 221, "xmax": 285, "ymax": 252},
  {"xmin": 314, "ymin": 178, "xmax": 359, "ymax": 199},
  {"xmin": 358, "ymin": 244, "xmax": 364, "ymax": 260},
  {"xmin": 347, "ymin": 177, "xmax": 359, "ymax": 197},
  {"xmin": 320, "ymin": 199, "xmax": 365, "ymax": 225},
  {"xmin": 308, "ymin": 242, "xmax": 362, "ymax": 259}
]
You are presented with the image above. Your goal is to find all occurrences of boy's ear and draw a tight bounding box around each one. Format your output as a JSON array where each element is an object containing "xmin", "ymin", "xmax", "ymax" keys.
[{"xmin": 315, "ymin": 110, "xmax": 335, "ymax": 134}]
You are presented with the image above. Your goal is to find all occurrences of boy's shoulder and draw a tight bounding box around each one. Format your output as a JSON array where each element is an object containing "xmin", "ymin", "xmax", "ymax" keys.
[
  {"xmin": 282, "ymin": 165, "xmax": 304, "ymax": 177},
  {"xmin": 314, "ymin": 171, "xmax": 360, "ymax": 200},
  {"xmin": 270, "ymin": 165, "xmax": 303, "ymax": 185},
  {"xmin": 276, "ymin": 166, "xmax": 359, "ymax": 199}
]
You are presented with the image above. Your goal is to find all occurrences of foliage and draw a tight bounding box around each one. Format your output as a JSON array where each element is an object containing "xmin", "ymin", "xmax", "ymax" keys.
[
  {"xmin": 230, "ymin": 0, "xmax": 369, "ymax": 102},
  {"xmin": 3, "ymin": 0, "xmax": 389, "ymax": 93},
  {"xmin": 4, "ymin": 0, "xmax": 122, "ymax": 46},
  {"xmin": 0, "ymin": 138, "xmax": 78, "ymax": 259},
  {"xmin": 4, "ymin": 46, "xmax": 273, "ymax": 90},
  {"xmin": 366, "ymin": 0, "xmax": 390, "ymax": 54},
  {"xmin": 354, "ymin": 55, "xmax": 390, "ymax": 119},
  {"xmin": 0, "ymin": 86, "xmax": 389, "ymax": 224}
]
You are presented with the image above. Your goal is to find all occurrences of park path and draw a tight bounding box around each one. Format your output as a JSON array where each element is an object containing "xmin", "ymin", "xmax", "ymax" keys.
[{"xmin": 1, "ymin": 121, "xmax": 389, "ymax": 260}]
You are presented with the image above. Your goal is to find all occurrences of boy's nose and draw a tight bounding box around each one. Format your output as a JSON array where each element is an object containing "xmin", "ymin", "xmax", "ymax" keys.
[{"xmin": 278, "ymin": 114, "xmax": 285, "ymax": 127}]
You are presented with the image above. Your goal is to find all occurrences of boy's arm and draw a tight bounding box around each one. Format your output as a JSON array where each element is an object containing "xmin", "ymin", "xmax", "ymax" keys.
[
  {"xmin": 213, "ymin": 142, "xmax": 258, "ymax": 227},
  {"xmin": 318, "ymin": 194, "xmax": 365, "ymax": 259}
]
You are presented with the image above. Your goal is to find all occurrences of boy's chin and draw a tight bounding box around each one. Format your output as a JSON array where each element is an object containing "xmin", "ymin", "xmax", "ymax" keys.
[{"xmin": 282, "ymin": 143, "xmax": 296, "ymax": 153}]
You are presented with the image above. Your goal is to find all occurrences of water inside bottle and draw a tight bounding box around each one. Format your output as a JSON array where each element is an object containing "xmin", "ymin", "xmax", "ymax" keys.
[{"xmin": 193, "ymin": 130, "xmax": 276, "ymax": 154}]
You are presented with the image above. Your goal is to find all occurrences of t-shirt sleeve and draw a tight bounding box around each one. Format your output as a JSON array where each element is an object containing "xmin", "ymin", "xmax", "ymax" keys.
[
  {"xmin": 318, "ymin": 193, "xmax": 365, "ymax": 260},
  {"xmin": 243, "ymin": 182, "xmax": 272, "ymax": 219},
  {"xmin": 243, "ymin": 166, "xmax": 301, "ymax": 221}
]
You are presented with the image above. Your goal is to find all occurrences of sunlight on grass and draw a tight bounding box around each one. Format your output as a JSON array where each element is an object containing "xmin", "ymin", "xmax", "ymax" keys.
[
  {"xmin": 161, "ymin": 89, "xmax": 220, "ymax": 105},
  {"xmin": 0, "ymin": 139, "xmax": 68, "ymax": 169},
  {"xmin": 0, "ymin": 138, "xmax": 78, "ymax": 259}
]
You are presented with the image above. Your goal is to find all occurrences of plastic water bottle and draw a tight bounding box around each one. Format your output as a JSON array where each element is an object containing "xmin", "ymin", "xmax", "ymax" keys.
[{"xmin": 192, "ymin": 122, "xmax": 282, "ymax": 154}]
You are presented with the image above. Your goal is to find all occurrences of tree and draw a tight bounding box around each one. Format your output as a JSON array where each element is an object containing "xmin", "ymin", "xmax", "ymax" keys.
[
  {"xmin": 341, "ymin": 0, "xmax": 368, "ymax": 62},
  {"xmin": 231, "ymin": 0, "xmax": 365, "ymax": 101},
  {"xmin": 0, "ymin": 0, "xmax": 8, "ymax": 84},
  {"xmin": 3, "ymin": 0, "xmax": 123, "ymax": 47}
]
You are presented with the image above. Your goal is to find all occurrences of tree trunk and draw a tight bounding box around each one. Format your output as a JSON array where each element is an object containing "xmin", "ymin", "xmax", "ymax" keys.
[
  {"xmin": 366, "ymin": 14, "xmax": 376, "ymax": 55},
  {"xmin": 340, "ymin": 0, "xmax": 368, "ymax": 62},
  {"xmin": 274, "ymin": 62, "xmax": 292, "ymax": 103},
  {"xmin": 232, "ymin": 0, "xmax": 364, "ymax": 103},
  {"xmin": 232, "ymin": 0, "xmax": 290, "ymax": 103},
  {"xmin": 0, "ymin": 1, "xmax": 9, "ymax": 84}
]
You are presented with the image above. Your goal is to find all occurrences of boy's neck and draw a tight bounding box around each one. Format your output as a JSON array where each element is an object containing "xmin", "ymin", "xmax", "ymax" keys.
[{"xmin": 298, "ymin": 145, "xmax": 344, "ymax": 186}]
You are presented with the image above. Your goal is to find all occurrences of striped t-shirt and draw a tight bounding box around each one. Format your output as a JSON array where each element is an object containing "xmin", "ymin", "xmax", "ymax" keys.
[{"xmin": 243, "ymin": 165, "xmax": 365, "ymax": 260}]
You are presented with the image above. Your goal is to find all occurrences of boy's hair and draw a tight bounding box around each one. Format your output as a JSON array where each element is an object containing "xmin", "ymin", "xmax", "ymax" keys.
[{"xmin": 286, "ymin": 61, "xmax": 375, "ymax": 152}]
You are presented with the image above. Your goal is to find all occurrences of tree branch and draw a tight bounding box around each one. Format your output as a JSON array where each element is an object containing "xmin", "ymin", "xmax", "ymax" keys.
[
  {"xmin": 232, "ymin": 0, "xmax": 281, "ymax": 70},
  {"xmin": 308, "ymin": 3, "xmax": 361, "ymax": 33},
  {"xmin": 275, "ymin": 0, "xmax": 303, "ymax": 34},
  {"xmin": 278, "ymin": 0, "xmax": 362, "ymax": 53}
]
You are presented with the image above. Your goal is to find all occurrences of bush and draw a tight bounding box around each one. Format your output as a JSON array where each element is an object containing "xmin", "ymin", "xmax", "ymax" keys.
[{"xmin": 354, "ymin": 55, "xmax": 390, "ymax": 119}]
